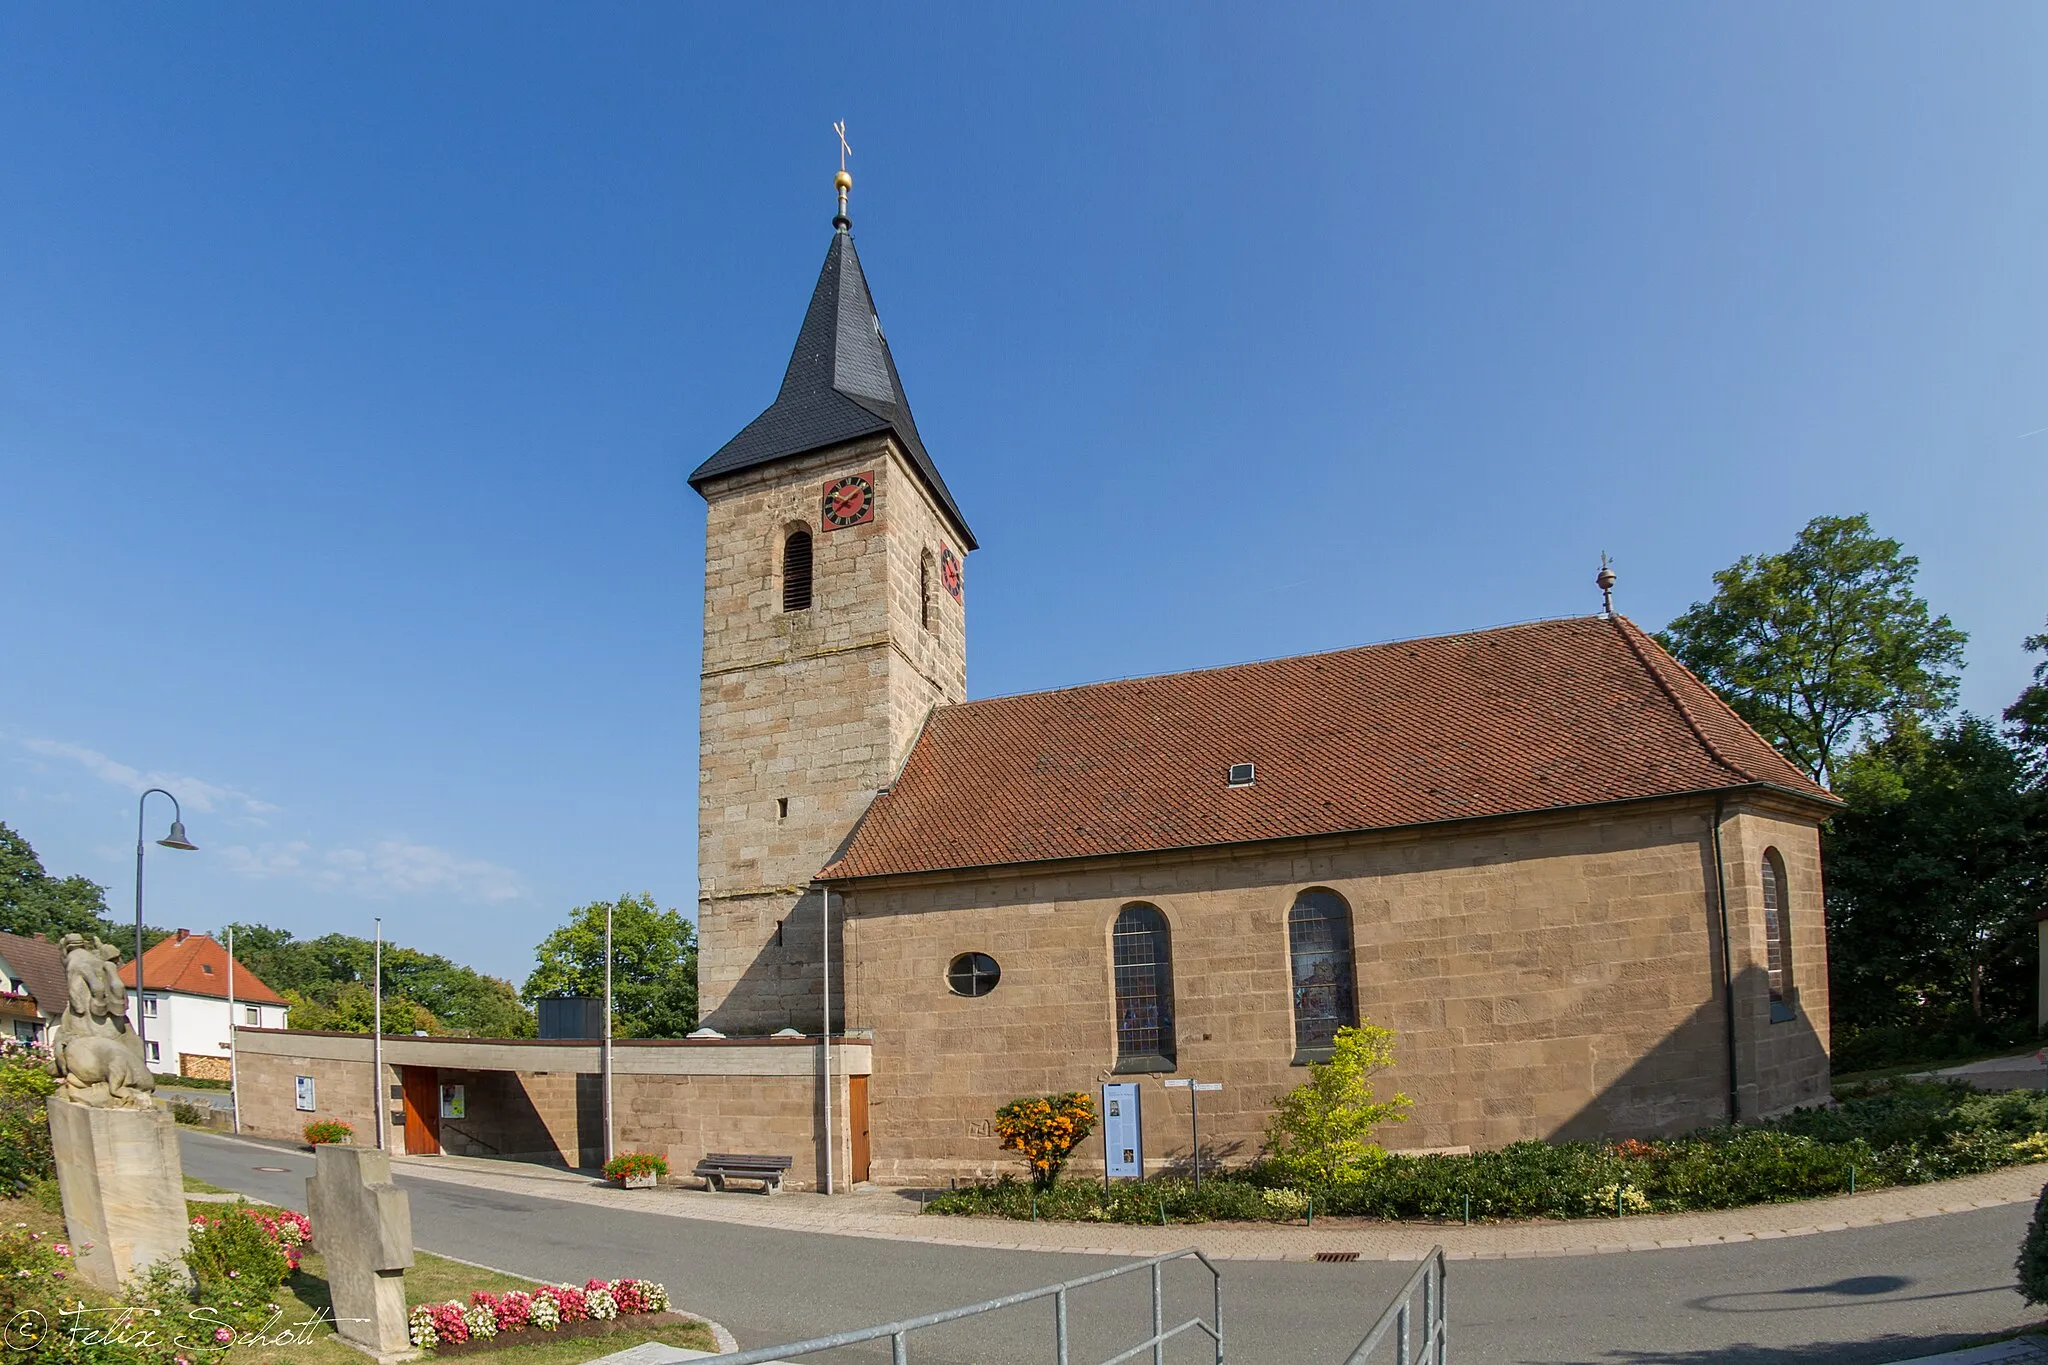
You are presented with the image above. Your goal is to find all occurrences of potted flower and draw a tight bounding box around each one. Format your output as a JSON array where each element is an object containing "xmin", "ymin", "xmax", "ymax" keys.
[
  {"xmin": 304, "ymin": 1119, "xmax": 354, "ymax": 1146},
  {"xmin": 603, "ymin": 1152, "xmax": 669, "ymax": 1189}
]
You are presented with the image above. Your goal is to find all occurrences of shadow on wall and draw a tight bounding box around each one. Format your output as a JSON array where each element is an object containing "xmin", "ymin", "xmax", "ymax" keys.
[
  {"xmin": 432, "ymin": 1069, "xmax": 606, "ymax": 1170},
  {"xmin": 1551, "ymin": 963, "xmax": 1830, "ymax": 1143},
  {"xmin": 705, "ymin": 885, "xmax": 846, "ymax": 1037}
]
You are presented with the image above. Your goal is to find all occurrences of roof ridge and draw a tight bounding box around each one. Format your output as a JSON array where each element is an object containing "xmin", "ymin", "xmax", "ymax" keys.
[
  {"xmin": 946, "ymin": 614, "xmax": 1615, "ymax": 711},
  {"xmin": 1605, "ymin": 615, "xmax": 1754, "ymax": 784}
]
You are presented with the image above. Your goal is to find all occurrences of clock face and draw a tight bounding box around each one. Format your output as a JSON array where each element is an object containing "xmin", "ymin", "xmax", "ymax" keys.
[
  {"xmin": 821, "ymin": 472, "xmax": 876, "ymax": 530},
  {"xmin": 940, "ymin": 543, "xmax": 963, "ymax": 600}
]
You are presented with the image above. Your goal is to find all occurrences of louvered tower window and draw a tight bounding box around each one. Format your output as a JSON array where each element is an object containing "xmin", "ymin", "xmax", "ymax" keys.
[
  {"xmin": 1288, "ymin": 889, "xmax": 1358, "ymax": 1057},
  {"xmin": 782, "ymin": 530, "xmax": 813, "ymax": 612},
  {"xmin": 1112, "ymin": 904, "xmax": 1176, "ymax": 1071},
  {"xmin": 920, "ymin": 548, "xmax": 936, "ymax": 631}
]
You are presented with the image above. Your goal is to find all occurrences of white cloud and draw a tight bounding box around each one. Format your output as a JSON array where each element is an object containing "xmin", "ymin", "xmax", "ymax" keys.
[
  {"xmin": 20, "ymin": 738, "xmax": 278, "ymax": 819},
  {"xmin": 16, "ymin": 734, "xmax": 524, "ymax": 906},
  {"xmin": 216, "ymin": 837, "xmax": 526, "ymax": 905}
]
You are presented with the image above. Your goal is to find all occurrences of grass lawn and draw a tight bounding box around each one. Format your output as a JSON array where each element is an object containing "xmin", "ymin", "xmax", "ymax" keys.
[
  {"xmin": 6, "ymin": 1191, "xmax": 715, "ymax": 1363},
  {"xmin": 182, "ymin": 1174, "xmax": 233, "ymax": 1194}
]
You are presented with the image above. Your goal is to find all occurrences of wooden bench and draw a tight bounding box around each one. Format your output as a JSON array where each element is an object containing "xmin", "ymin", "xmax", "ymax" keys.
[{"xmin": 694, "ymin": 1153, "xmax": 794, "ymax": 1194}]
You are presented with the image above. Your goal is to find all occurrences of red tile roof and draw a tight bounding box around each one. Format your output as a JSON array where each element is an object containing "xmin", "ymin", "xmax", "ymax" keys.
[
  {"xmin": 820, "ymin": 615, "xmax": 1836, "ymax": 882},
  {"xmin": 0, "ymin": 932, "xmax": 69, "ymax": 1018},
  {"xmin": 116, "ymin": 932, "xmax": 287, "ymax": 1005}
]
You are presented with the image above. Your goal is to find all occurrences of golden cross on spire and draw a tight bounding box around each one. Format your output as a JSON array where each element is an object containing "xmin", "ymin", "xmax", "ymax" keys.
[{"xmin": 832, "ymin": 120, "xmax": 853, "ymax": 224}]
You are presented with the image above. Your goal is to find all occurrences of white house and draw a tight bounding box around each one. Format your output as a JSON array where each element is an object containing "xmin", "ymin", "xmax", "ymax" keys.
[
  {"xmin": 119, "ymin": 929, "xmax": 289, "ymax": 1077},
  {"xmin": 0, "ymin": 931, "xmax": 68, "ymax": 1045}
]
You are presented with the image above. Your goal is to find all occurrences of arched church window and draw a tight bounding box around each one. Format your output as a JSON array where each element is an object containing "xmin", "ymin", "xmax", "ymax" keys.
[
  {"xmin": 782, "ymin": 530, "xmax": 813, "ymax": 613},
  {"xmin": 1762, "ymin": 848, "xmax": 1793, "ymax": 1017},
  {"xmin": 920, "ymin": 548, "xmax": 936, "ymax": 631},
  {"xmin": 1287, "ymin": 889, "xmax": 1357, "ymax": 1057},
  {"xmin": 1112, "ymin": 904, "xmax": 1176, "ymax": 1071}
]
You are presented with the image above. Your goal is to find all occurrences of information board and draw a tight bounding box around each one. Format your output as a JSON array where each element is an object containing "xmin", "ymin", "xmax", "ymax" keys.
[{"xmin": 1102, "ymin": 1081, "xmax": 1144, "ymax": 1180}]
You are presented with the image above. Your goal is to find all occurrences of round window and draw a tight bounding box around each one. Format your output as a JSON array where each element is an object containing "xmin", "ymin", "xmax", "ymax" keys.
[{"xmin": 946, "ymin": 952, "xmax": 1001, "ymax": 998}]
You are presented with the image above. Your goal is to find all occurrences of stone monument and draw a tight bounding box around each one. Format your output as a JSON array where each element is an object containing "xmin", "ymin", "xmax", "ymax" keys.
[
  {"xmin": 307, "ymin": 1144, "xmax": 417, "ymax": 1361},
  {"xmin": 47, "ymin": 933, "xmax": 192, "ymax": 1292}
]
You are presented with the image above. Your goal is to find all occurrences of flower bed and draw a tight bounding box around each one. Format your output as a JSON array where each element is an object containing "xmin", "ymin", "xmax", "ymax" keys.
[
  {"xmin": 410, "ymin": 1278, "xmax": 673, "ymax": 1352},
  {"xmin": 926, "ymin": 1080, "xmax": 2048, "ymax": 1225},
  {"xmin": 304, "ymin": 1118, "xmax": 353, "ymax": 1145},
  {"xmin": 602, "ymin": 1152, "xmax": 669, "ymax": 1186},
  {"xmin": 191, "ymin": 1206, "xmax": 312, "ymax": 1272}
]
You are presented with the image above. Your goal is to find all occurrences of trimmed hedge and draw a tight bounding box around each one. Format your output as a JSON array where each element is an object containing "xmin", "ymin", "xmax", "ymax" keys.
[{"xmin": 926, "ymin": 1081, "xmax": 2048, "ymax": 1225}]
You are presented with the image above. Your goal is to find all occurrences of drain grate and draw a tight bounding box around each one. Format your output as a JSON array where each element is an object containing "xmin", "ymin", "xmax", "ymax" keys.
[{"xmin": 1313, "ymin": 1251, "xmax": 1360, "ymax": 1263}]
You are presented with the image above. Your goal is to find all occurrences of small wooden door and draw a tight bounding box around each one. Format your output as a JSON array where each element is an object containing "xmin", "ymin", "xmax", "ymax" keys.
[
  {"xmin": 848, "ymin": 1073, "xmax": 871, "ymax": 1184},
  {"xmin": 401, "ymin": 1066, "xmax": 440, "ymax": 1155}
]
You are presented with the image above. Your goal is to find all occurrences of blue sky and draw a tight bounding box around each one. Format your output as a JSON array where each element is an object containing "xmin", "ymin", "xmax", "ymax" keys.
[{"xmin": 3, "ymin": 7, "xmax": 2043, "ymax": 985}]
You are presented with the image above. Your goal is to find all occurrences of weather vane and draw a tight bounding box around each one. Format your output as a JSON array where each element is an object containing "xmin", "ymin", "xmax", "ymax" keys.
[
  {"xmin": 1597, "ymin": 552, "xmax": 1617, "ymax": 617},
  {"xmin": 832, "ymin": 120, "xmax": 854, "ymax": 227}
]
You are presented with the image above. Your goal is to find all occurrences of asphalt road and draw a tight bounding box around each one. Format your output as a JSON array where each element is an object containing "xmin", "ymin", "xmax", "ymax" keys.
[{"xmin": 181, "ymin": 1131, "xmax": 2042, "ymax": 1364}]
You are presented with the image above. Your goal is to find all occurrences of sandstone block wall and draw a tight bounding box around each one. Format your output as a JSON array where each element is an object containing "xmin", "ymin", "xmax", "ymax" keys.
[
  {"xmin": 238, "ymin": 1044, "xmax": 381, "ymax": 1145},
  {"xmin": 696, "ymin": 436, "xmax": 967, "ymax": 1034},
  {"xmin": 231, "ymin": 1032, "xmax": 868, "ymax": 1191},
  {"xmin": 842, "ymin": 796, "xmax": 1832, "ymax": 1184},
  {"xmin": 1721, "ymin": 802, "xmax": 1834, "ymax": 1117}
]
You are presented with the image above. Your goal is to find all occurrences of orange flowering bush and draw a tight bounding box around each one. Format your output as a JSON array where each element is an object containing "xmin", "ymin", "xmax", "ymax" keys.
[{"xmin": 994, "ymin": 1092, "xmax": 1097, "ymax": 1189}]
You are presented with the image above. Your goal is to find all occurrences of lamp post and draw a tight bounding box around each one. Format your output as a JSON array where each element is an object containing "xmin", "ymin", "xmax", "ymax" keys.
[
  {"xmin": 134, "ymin": 788, "xmax": 196, "ymax": 1063},
  {"xmin": 373, "ymin": 917, "xmax": 384, "ymax": 1150},
  {"xmin": 602, "ymin": 899, "xmax": 614, "ymax": 1167}
]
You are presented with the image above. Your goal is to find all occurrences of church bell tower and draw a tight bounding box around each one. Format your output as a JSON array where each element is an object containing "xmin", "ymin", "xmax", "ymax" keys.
[{"xmin": 689, "ymin": 170, "xmax": 974, "ymax": 1034}]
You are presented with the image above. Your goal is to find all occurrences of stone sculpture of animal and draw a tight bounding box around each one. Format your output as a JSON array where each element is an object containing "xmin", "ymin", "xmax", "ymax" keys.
[{"xmin": 52, "ymin": 933, "xmax": 155, "ymax": 1106}]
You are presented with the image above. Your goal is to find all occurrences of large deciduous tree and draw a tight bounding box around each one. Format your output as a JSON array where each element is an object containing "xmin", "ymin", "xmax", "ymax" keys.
[
  {"xmin": 524, "ymin": 893, "xmax": 698, "ymax": 1039},
  {"xmin": 1658, "ymin": 514, "xmax": 1966, "ymax": 788},
  {"xmin": 1824, "ymin": 717, "xmax": 2040, "ymax": 1030},
  {"xmin": 225, "ymin": 922, "xmax": 535, "ymax": 1037},
  {"xmin": 0, "ymin": 821, "xmax": 116, "ymax": 940},
  {"xmin": 2007, "ymin": 619, "xmax": 2048, "ymax": 779}
]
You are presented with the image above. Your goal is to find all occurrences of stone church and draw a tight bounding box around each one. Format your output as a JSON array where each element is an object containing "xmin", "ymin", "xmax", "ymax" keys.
[{"xmin": 689, "ymin": 182, "xmax": 1838, "ymax": 1184}]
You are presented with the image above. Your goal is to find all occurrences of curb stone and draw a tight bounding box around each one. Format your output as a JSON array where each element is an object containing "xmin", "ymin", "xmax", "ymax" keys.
[{"xmin": 371, "ymin": 1146, "xmax": 2048, "ymax": 1262}]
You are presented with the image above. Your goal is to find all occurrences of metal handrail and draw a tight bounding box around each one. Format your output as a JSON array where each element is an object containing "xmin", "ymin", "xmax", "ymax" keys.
[
  {"xmin": 694, "ymin": 1246, "xmax": 1224, "ymax": 1365},
  {"xmin": 1342, "ymin": 1246, "xmax": 1447, "ymax": 1365}
]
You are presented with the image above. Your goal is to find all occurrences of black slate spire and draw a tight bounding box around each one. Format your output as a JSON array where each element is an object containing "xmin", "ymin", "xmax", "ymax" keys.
[{"xmin": 690, "ymin": 222, "xmax": 976, "ymax": 550}]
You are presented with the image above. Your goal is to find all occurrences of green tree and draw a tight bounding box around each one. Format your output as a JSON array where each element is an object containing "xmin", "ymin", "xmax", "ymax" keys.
[
  {"xmin": 524, "ymin": 893, "xmax": 698, "ymax": 1038},
  {"xmin": 1658, "ymin": 514, "xmax": 1967, "ymax": 787},
  {"xmin": 1262, "ymin": 1022, "xmax": 1412, "ymax": 1187},
  {"xmin": 1825, "ymin": 716, "xmax": 2041, "ymax": 1029},
  {"xmin": 0, "ymin": 821, "xmax": 116, "ymax": 940},
  {"xmin": 2006, "ymin": 619, "xmax": 2048, "ymax": 779},
  {"xmin": 226, "ymin": 922, "xmax": 534, "ymax": 1037}
]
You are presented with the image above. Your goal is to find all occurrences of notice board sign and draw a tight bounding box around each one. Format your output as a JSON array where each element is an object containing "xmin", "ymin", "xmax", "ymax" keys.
[
  {"xmin": 1102, "ymin": 1081, "xmax": 1144, "ymax": 1180},
  {"xmin": 440, "ymin": 1083, "xmax": 466, "ymax": 1120}
]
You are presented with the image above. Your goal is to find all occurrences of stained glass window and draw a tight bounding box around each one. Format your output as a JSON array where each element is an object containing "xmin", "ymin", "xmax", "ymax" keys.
[
  {"xmin": 1288, "ymin": 890, "xmax": 1357, "ymax": 1055},
  {"xmin": 1113, "ymin": 904, "xmax": 1175, "ymax": 1070},
  {"xmin": 1762, "ymin": 849, "xmax": 1791, "ymax": 1008}
]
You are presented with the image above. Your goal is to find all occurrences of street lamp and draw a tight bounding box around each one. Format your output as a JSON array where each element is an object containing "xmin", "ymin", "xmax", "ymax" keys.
[{"xmin": 135, "ymin": 788, "xmax": 196, "ymax": 1061}]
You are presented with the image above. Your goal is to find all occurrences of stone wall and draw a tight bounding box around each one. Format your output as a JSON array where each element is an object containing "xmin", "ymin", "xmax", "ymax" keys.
[
  {"xmin": 841, "ymin": 794, "xmax": 1832, "ymax": 1184},
  {"xmin": 1722, "ymin": 802, "xmax": 1834, "ymax": 1118},
  {"xmin": 230, "ymin": 1032, "xmax": 869, "ymax": 1191},
  {"xmin": 695, "ymin": 436, "xmax": 967, "ymax": 1034},
  {"xmin": 236, "ymin": 1032, "xmax": 383, "ymax": 1145}
]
